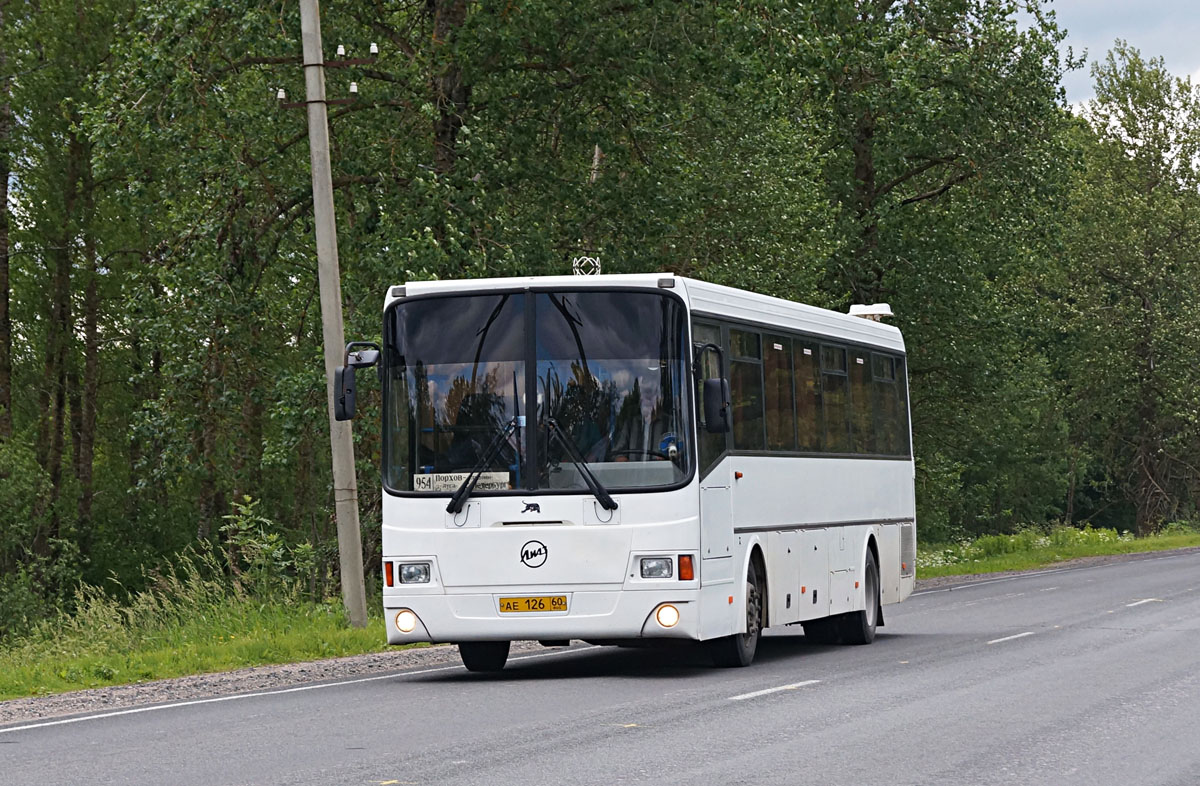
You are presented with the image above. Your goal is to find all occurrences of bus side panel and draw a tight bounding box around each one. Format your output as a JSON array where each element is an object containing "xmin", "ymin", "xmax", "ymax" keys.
[
  {"xmin": 766, "ymin": 530, "xmax": 802, "ymax": 627},
  {"xmin": 879, "ymin": 523, "xmax": 901, "ymax": 605},
  {"xmin": 797, "ymin": 528, "xmax": 829, "ymax": 621},
  {"xmin": 699, "ymin": 467, "xmax": 737, "ymax": 640},
  {"xmin": 699, "ymin": 467, "xmax": 733, "ymax": 560},
  {"xmin": 828, "ymin": 526, "xmax": 859, "ymax": 617}
]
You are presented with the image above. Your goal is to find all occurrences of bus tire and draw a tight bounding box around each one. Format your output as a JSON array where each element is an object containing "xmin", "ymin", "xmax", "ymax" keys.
[
  {"xmin": 839, "ymin": 549, "xmax": 879, "ymax": 645},
  {"xmin": 802, "ymin": 616, "xmax": 841, "ymax": 645},
  {"xmin": 459, "ymin": 641, "xmax": 510, "ymax": 672},
  {"xmin": 707, "ymin": 559, "xmax": 763, "ymax": 667}
]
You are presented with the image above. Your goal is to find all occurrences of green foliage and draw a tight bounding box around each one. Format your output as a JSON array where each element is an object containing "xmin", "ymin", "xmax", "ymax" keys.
[
  {"xmin": 3, "ymin": 0, "xmax": 1200, "ymax": 648},
  {"xmin": 917, "ymin": 524, "xmax": 1200, "ymax": 577},
  {"xmin": 1057, "ymin": 43, "xmax": 1200, "ymax": 535},
  {"xmin": 0, "ymin": 550, "xmax": 391, "ymax": 699}
]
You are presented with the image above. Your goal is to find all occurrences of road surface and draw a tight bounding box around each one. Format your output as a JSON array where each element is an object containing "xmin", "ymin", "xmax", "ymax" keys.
[{"xmin": 3, "ymin": 550, "xmax": 1199, "ymax": 785}]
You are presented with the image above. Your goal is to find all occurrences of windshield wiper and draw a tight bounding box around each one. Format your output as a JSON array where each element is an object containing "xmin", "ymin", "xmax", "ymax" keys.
[
  {"xmin": 446, "ymin": 418, "xmax": 519, "ymax": 514},
  {"xmin": 546, "ymin": 419, "xmax": 618, "ymax": 511}
]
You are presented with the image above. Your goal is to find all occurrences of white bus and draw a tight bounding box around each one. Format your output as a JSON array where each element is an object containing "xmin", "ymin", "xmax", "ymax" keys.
[{"xmin": 336, "ymin": 274, "xmax": 916, "ymax": 670}]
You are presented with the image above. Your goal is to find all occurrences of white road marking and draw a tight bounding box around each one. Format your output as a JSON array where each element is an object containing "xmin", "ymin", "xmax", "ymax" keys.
[
  {"xmin": 728, "ymin": 680, "xmax": 820, "ymax": 701},
  {"xmin": 1125, "ymin": 599, "xmax": 1163, "ymax": 607},
  {"xmin": 0, "ymin": 646, "xmax": 598, "ymax": 735},
  {"xmin": 987, "ymin": 631, "xmax": 1035, "ymax": 645},
  {"xmin": 1039, "ymin": 587, "xmax": 1059, "ymax": 592}
]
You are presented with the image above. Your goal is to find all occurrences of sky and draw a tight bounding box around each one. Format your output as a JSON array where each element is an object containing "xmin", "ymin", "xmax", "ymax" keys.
[{"xmin": 1042, "ymin": 0, "xmax": 1200, "ymax": 104}]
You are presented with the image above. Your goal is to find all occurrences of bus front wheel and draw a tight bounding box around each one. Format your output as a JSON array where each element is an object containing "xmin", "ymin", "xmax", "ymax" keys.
[
  {"xmin": 707, "ymin": 559, "xmax": 763, "ymax": 668},
  {"xmin": 459, "ymin": 641, "xmax": 510, "ymax": 672}
]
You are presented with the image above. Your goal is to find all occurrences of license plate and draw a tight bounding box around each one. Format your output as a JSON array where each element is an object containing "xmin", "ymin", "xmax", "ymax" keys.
[{"xmin": 498, "ymin": 595, "xmax": 568, "ymax": 613}]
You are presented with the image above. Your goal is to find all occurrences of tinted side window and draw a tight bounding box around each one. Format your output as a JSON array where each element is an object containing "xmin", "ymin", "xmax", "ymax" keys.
[
  {"xmin": 850, "ymin": 351, "xmax": 872, "ymax": 453},
  {"xmin": 871, "ymin": 354, "xmax": 898, "ymax": 455},
  {"xmin": 820, "ymin": 345, "xmax": 850, "ymax": 453},
  {"xmin": 729, "ymin": 329, "xmax": 765, "ymax": 450},
  {"xmin": 764, "ymin": 335, "xmax": 796, "ymax": 451},
  {"xmin": 693, "ymin": 322, "xmax": 725, "ymax": 471},
  {"xmin": 794, "ymin": 341, "xmax": 821, "ymax": 451},
  {"xmin": 895, "ymin": 356, "xmax": 911, "ymax": 456}
]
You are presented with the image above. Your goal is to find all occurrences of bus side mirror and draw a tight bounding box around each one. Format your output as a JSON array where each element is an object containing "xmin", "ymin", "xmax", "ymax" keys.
[
  {"xmin": 703, "ymin": 378, "xmax": 731, "ymax": 434},
  {"xmin": 333, "ymin": 341, "xmax": 381, "ymax": 422},
  {"xmin": 334, "ymin": 365, "xmax": 357, "ymax": 421}
]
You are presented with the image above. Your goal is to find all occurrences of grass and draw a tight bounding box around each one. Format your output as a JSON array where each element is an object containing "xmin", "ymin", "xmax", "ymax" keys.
[
  {"xmin": 917, "ymin": 524, "xmax": 1200, "ymax": 578},
  {"xmin": 0, "ymin": 549, "xmax": 399, "ymax": 702}
]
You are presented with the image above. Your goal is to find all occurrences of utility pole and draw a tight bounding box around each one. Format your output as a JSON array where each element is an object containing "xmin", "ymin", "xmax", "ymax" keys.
[{"xmin": 299, "ymin": 0, "xmax": 368, "ymax": 627}]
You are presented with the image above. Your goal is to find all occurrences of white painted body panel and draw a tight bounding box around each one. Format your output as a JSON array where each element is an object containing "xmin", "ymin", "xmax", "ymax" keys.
[{"xmin": 380, "ymin": 274, "xmax": 916, "ymax": 646}]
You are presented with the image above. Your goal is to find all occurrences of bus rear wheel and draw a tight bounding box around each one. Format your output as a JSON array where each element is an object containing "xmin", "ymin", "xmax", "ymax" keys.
[
  {"xmin": 459, "ymin": 641, "xmax": 510, "ymax": 672},
  {"xmin": 839, "ymin": 549, "xmax": 880, "ymax": 645},
  {"xmin": 707, "ymin": 559, "xmax": 763, "ymax": 668}
]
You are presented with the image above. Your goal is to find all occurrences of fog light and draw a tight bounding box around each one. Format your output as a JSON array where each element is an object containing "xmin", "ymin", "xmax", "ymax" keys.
[
  {"xmin": 395, "ymin": 609, "xmax": 418, "ymax": 633},
  {"xmin": 640, "ymin": 557, "xmax": 673, "ymax": 579},
  {"xmin": 399, "ymin": 563, "xmax": 431, "ymax": 584},
  {"xmin": 656, "ymin": 604, "xmax": 680, "ymax": 628}
]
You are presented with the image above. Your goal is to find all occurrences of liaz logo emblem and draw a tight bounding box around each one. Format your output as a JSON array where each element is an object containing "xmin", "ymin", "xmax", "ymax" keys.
[
  {"xmin": 522, "ymin": 501, "xmax": 541, "ymax": 514},
  {"xmin": 521, "ymin": 540, "xmax": 548, "ymax": 568}
]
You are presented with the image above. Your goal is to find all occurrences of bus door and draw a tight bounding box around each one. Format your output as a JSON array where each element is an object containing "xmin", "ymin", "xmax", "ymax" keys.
[{"xmin": 700, "ymin": 468, "xmax": 733, "ymax": 568}]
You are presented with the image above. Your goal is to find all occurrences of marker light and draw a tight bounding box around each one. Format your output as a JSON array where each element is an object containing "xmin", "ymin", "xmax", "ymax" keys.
[
  {"xmin": 656, "ymin": 604, "xmax": 680, "ymax": 628},
  {"xmin": 399, "ymin": 563, "xmax": 431, "ymax": 584},
  {"xmin": 678, "ymin": 555, "xmax": 694, "ymax": 581},
  {"xmin": 395, "ymin": 609, "xmax": 418, "ymax": 633},
  {"xmin": 640, "ymin": 557, "xmax": 673, "ymax": 579}
]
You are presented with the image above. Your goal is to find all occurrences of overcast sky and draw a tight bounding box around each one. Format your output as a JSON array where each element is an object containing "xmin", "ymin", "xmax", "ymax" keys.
[{"xmin": 1043, "ymin": 0, "xmax": 1200, "ymax": 104}]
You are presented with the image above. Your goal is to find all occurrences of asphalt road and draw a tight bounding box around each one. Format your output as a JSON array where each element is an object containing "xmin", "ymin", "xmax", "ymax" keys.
[{"xmin": 4, "ymin": 550, "xmax": 1199, "ymax": 786}]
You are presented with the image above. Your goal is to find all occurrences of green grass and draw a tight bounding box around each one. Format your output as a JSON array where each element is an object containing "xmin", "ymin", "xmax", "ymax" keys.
[
  {"xmin": 0, "ymin": 549, "xmax": 401, "ymax": 701},
  {"xmin": 918, "ymin": 525, "xmax": 1200, "ymax": 578},
  {"xmin": 0, "ymin": 602, "xmax": 394, "ymax": 701}
]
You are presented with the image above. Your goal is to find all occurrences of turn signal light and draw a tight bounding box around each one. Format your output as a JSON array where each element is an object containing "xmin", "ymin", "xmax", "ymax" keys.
[
  {"xmin": 678, "ymin": 555, "xmax": 694, "ymax": 581},
  {"xmin": 383, "ymin": 561, "xmax": 394, "ymax": 587}
]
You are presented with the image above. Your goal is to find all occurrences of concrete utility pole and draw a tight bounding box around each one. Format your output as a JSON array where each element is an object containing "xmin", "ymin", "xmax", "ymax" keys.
[{"xmin": 299, "ymin": 0, "xmax": 368, "ymax": 628}]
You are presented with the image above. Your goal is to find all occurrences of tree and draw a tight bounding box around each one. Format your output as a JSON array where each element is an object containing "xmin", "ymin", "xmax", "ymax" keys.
[{"xmin": 1061, "ymin": 43, "xmax": 1200, "ymax": 535}]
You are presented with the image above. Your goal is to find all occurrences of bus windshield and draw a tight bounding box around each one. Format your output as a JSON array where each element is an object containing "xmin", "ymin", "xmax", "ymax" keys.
[{"xmin": 383, "ymin": 289, "xmax": 690, "ymax": 495}]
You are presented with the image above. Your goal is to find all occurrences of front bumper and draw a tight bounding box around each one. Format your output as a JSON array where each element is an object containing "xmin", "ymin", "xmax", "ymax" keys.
[{"xmin": 384, "ymin": 588, "xmax": 701, "ymax": 644}]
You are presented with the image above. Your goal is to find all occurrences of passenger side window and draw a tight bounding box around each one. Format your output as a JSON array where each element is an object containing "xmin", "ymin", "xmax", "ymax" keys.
[
  {"xmin": 850, "ymin": 351, "xmax": 872, "ymax": 454},
  {"xmin": 820, "ymin": 345, "xmax": 850, "ymax": 453},
  {"xmin": 764, "ymin": 335, "xmax": 796, "ymax": 451},
  {"xmin": 729, "ymin": 329, "xmax": 765, "ymax": 450},
  {"xmin": 794, "ymin": 341, "xmax": 821, "ymax": 451}
]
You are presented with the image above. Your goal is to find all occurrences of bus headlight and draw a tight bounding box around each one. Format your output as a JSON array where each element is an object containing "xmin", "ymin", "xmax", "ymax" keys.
[
  {"xmin": 655, "ymin": 604, "xmax": 680, "ymax": 628},
  {"xmin": 395, "ymin": 609, "xmax": 418, "ymax": 633},
  {"xmin": 640, "ymin": 557, "xmax": 673, "ymax": 579},
  {"xmin": 399, "ymin": 563, "xmax": 431, "ymax": 584}
]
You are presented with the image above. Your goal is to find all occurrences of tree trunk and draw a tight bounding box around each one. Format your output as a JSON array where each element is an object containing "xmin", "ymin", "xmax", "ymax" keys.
[
  {"xmin": 76, "ymin": 158, "xmax": 100, "ymax": 528},
  {"xmin": 195, "ymin": 330, "xmax": 224, "ymax": 540},
  {"xmin": 850, "ymin": 110, "xmax": 882, "ymax": 303},
  {"xmin": 429, "ymin": 0, "xmax": 470, "ymax": 176},
  {"xmin": 0, "ymin": 2, "xmax": 12, "ymax": 440}
]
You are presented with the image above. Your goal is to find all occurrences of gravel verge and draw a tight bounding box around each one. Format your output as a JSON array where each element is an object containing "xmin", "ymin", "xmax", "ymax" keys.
[
  {"xmin": 0, "ymin": 641, "xmax": 549, "ymax": 727},
  {"xmin": 5, "ymin": 545, "xmax": 1198, "ymax": 727}
]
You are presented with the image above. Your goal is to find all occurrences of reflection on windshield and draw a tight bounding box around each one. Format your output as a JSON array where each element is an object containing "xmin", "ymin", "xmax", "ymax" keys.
[
  {"xmin": 537, "ymin": 292, "xmax": 688, "ymax": 491},
  {"xmin": 383, "ymin": 290, "xmax": 689, "ymax": 494},
  {"xmin": 384, "ymin": 295, "xmax": 525, "ymax": 492}
]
